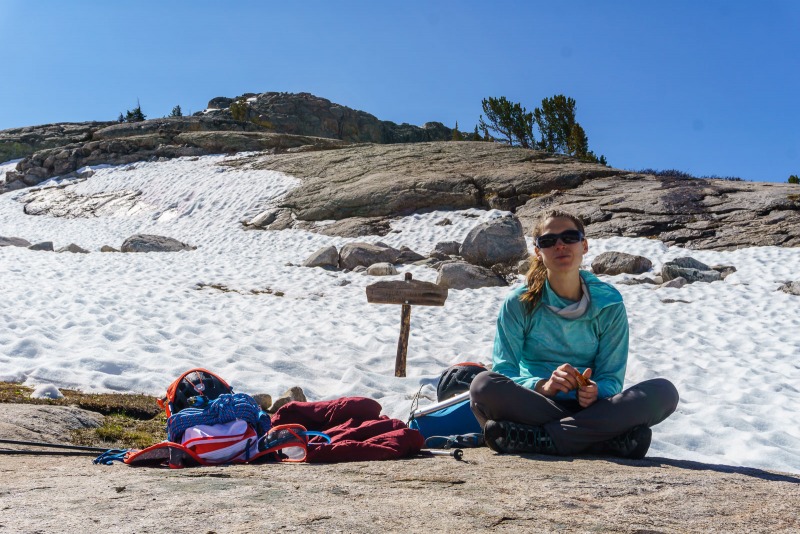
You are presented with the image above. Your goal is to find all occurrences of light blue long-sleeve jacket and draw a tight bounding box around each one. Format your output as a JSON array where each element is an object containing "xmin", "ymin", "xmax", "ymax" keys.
[{"xmin": 492, "ymin": 270, "xmax": 629, "ymax": 400}]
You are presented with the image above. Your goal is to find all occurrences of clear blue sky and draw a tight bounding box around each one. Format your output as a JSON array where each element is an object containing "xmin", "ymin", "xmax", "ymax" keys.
[{"xmin": 1, "ymin": 1, "xmax": 798, "ymax": 182}]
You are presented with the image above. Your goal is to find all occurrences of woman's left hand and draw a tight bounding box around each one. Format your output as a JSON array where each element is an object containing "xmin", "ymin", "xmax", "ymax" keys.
[{"xmin": 576, "ymin": 368, "xmax": 598, "ymax": 408}]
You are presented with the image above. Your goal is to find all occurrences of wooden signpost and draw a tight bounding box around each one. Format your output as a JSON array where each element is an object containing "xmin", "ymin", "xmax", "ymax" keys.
[{"xmin": 366, "ymin": 272, "xmax": 448, "ymax": 377}]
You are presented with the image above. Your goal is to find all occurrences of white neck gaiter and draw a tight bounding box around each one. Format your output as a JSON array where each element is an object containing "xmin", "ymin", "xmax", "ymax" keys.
[{"xmin": 545, "ymin": 277, "xmax": 590, "ymax": 319}]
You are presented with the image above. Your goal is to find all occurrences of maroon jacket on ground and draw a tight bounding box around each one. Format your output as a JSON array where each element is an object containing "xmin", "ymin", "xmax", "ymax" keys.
[{"xmin": 271, "ymin": 397, "xmax": 424, "ymax": 462}]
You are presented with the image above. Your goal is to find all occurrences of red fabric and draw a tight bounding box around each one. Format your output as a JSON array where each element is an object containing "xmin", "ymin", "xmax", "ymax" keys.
[{"xmin": 271, "ymin": 397, "xmax": 424, "ymax": 463}]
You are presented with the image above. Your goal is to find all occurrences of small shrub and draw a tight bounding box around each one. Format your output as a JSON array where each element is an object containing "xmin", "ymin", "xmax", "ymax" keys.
[{"xmin": 230, "ymin": 98, "xmax": 249, "ymax": 122}]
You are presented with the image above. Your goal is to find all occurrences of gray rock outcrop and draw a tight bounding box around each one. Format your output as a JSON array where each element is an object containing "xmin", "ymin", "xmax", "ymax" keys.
[
  {"xmin": 238, "ymin": 142, "xmax": 617, "ymax": 223},
  {"xmin": 338, "ymin": 242, "xmax": 400, "ymax": 270},
  {"xmin": 516, "ymin": 173, "xmax": 800, "ymax": 250},
  {"xmin": 203, "ymin": 91, "xmax": 453, "ymax": 144},
  {"xmin": 5, "ymin": 121, "xmax": 347, "ymax": 189},
  {"xmin": 0, "ymin": 121, "xmax": 114, "ymax": 163},
  {"xmin": 436, "ymin": 261, "xmax": 507, "ymax": 290},
  {"xmin": 460, "ymin": 216, "xmax": 529, "ymax": 268},
  {"xmin": 120, "ymin": 234, "xmax": 196, "ymax": 253},
  {"xmin": 592, "ymin": 251, "xmax": 653, "ymax": 276}
]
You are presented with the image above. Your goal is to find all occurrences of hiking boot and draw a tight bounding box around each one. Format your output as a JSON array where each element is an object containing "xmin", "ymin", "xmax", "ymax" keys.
[
  {"xmin": 591, "ymin": 425, "xmax": 652, "ymax": 459},
  {"xmin": 483, "ymin": 420, "xmax": 558, "ymax": 455}
]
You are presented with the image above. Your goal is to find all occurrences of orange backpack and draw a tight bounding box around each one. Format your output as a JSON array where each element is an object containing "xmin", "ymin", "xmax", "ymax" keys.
[{"xmin": 157, "ymin": 368, "xmax": 233, "ymax": 417}]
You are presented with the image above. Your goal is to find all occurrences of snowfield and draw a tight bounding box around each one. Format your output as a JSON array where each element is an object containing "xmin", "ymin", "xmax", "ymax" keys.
[{"xmin": 1, "ymin": 154, "xmax": 799, "ymax": 474}]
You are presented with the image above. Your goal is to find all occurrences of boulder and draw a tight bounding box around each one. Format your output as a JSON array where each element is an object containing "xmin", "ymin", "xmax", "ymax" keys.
[
  {"xmin": 28, "ymin": 241, "xmax": 53, "ymax": 251},
  {"xmin": 251, "ymin": 393, "xmax": 273, "ymax": 411},
  {"xmin": 779, "ymin": 281, "xmax": 800, "ymax": 296},
  {"xmin": 56, "ymin": 243, "xmax": 89, "ymax": 254},
  {"xmin": 433, "ymin": 241, "xmax": 461, "ymax": 256},
  {"xmin": 246, "ymin": 209, "xmax": 279, "ymax": 228},
  {"xmin": 303, "ymin": 246, "xmax": 339, "ymax": 269},
  {"xmin": 460, "ymin": 216, "xmax": 529, "ymax": 268},
  {"xmin": 0, "ymin": 404, "xmax": 103, "ymax": 443},
  {"xmin": 711, "ymin": 264, "xmax": 737, "ymax": 280},
  {"xmin": 436, "ymin": 261, "xmax": 507, "ymax": 290},
  {"xmin": 661, "ymin": 276, "xmax": 688, "ymax": 289},
  {"xmin": 268, "ymin": 386, "xmax": 307, "ymax": 414},
  {"xmin": 0, "ymin": 236, "xmax": 31, "ymax": 247},
  {"xmin": 661, "ymin": 262, "xmax": 721, "ymax": 284},
  {"xmin": 667, "ymin": 257, "xmax": 711, "ymax": 270},
  {"xmin": 120, "ymin": 234, "xmax": 196, "ymax": 253},
  {"xmin": 366, "ymin": 263, "xmax": 398, "ymax": 276},
  {"xmin": 100, "ymin": 245, "xmax": 118, "ymax": 252},
  {"xmin": 339, "ymin": 242, "xmax": 400, "ymax": 270},
  {"xmin": 592, "ymin": 251, "xmax": 653, "ymax": 276}
]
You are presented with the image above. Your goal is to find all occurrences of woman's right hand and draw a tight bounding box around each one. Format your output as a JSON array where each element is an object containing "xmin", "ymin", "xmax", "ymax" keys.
[{"xmin": 537, "ymin": 364, "xmax": 584, "ymax": 397}]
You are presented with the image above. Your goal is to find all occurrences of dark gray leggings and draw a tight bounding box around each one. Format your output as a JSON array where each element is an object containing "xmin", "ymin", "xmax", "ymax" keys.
[{"xmin": 470, "ymin": 372, "xmax": 679, "ymax": 455}]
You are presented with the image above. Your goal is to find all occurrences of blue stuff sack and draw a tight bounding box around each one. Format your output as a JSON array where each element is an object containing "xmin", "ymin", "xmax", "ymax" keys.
[{"xmin": 408, "ymin": 392, "xmax": 481, "ymax": 440}]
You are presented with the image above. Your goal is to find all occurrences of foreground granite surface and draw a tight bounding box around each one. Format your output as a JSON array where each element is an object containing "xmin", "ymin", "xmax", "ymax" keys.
[{"xmin": 1, "ymin": 436, "xmax": 798, "ymax": 532}]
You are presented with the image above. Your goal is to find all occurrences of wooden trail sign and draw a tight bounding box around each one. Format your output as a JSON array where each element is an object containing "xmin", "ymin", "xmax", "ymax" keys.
[{"xmin": 366, "ymin": 273, "xmax": 448, "ymax": 377}]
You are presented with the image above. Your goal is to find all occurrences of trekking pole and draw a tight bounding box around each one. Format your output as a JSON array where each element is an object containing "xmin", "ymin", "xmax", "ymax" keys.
[
  {"xmin": 421, "ymin": 448, "xmax": 464, "ymax": 461},
  {"xmin": 0, "ymin": 449, "xmax": 100, "ymax": 456},
  {"xmin": 0, "ymin": 438, "xmax": 112, "ymax": 452}
]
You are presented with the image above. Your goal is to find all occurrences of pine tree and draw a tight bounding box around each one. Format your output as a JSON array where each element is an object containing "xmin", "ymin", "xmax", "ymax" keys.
[
  {"xmin": 789, "ymin": 174, "xmax": 800, "ymax": 184},
  {"xmin": 534, "ymin": 95, "xmax": 577, "ymax": 153},
  {"xmin": 472, "ymin": 125, "xmax": 481, "ymax": 141},
  {"xmin": 566, "ymin": 123, "xmax": 589, "ymax": 157},
  {"xmin": 478, "ymin": 97, "xmax": 535, "ymax": 148},
  {"xmin": 124, "ymin": 99, "xmax": 146, "ymax": 122},
  {"xmin": 170, "ymin": 105, "xmax": 183, "ymax": 118},
  {"xmin": 117, "ymin": 112, "xmax": 124, "ymax": 123},
  {"xmin": 452, "ymin": 121, "xmax": 463, "ymax": 141}
]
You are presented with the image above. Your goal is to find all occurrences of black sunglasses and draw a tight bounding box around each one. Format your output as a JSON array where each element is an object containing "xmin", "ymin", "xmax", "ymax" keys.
[{"xmin": 535, "ymin": 230, "xmax": 584, "ymax": 249}]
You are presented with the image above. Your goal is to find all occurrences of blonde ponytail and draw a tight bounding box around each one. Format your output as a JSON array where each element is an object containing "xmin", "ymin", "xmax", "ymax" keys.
[{"xmin": 520, "ymin": 256, "xmax": 548, "ymax": 312}]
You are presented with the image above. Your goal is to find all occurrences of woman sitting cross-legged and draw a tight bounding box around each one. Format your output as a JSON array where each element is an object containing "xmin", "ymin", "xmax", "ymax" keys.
[{"xmin": 470, "ymin": 209, "xmax": 679, "ymax": 459}]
